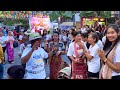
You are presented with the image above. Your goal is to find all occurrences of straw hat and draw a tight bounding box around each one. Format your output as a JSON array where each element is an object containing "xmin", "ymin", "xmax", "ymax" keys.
[
  {"xmin": 29, "ymin": 32, "xmax": 42, "ymax": 41},
  {"xmin": 24, "ymin": 29, "xmax": 32, "ymax": 35}
]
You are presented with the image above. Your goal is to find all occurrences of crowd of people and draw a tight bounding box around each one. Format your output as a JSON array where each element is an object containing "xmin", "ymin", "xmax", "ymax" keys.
[{"xmin": 0, "ymin": 21, "xmax": 120, "ymax": 79}]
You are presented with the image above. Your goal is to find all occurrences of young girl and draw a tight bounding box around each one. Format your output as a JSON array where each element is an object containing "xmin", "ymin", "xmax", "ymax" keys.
[
  {"xmin": 6, "ymin": 31, "xmax": 15, "ymax": 63},
  {"xmin": 67, "ymin": 31, "xmax": 88, "ymax": 79}
]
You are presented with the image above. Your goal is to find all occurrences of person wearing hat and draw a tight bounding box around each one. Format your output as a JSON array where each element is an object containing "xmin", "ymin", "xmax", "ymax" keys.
[
  {"xmin": 24, "ymin": 29, "xmax": 32, "ymax": 36},
  {"xmin": 58, "ymin": 67, "xmax": 71, "ymax": 79},
  {"xmin": 21, "ymin": 32, "xmax": 52, "ymax": 79}
]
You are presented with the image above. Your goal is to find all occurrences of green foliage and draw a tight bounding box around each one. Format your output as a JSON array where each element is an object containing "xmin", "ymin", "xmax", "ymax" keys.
[
  {"xmin": 44, "ymin": 11, "xmax": 75, "ymax": 22},
  {"xmin": 3, "ymin": 18, "xmax": 29, "ymax": 26},
  {"xmin": 99, "ymin": 11, "xmax": 111, "ymax": 18},
  {"xmin": 80, "ymin": 11, "xmax": 111, "ymax": 18},
  {"xmin": 80, "ymin": 11, "xmax": 95, "ymax": 17}
]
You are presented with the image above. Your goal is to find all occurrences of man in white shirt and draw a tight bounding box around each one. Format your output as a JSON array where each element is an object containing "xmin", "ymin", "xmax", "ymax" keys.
[{"xmin": 21, "ymin": 33, "xmax": 49, "ymax": 79}]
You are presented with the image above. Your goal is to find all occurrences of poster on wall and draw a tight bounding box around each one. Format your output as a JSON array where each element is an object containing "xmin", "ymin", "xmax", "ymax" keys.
[{"xmin": 29, "ymin": 16, "xmax": 51, "ymax": 33}]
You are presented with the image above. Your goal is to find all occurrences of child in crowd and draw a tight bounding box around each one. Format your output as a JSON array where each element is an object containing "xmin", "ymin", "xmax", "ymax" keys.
[{"xmin": 7, "ymin": 65, "xmax": 25, "ymax": 79}]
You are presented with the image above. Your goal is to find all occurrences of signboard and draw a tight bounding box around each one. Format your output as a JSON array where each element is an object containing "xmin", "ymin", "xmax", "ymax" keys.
[
  {"xmin": 75, "ymin": 13, "xmax": 81, "ymax": 22},
  {"xmin": 29, "ymin": 16, "xmax": 50, "ymax": 32}
]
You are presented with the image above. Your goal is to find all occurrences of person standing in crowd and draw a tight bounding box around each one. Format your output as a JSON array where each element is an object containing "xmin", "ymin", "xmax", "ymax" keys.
[
  {"xmin": 84, "ymin": 32, "xmax": 100, "ymax": 79},
  {"xmin": 0, "ymin": 32, "xmax": 7, "ymax": 64},
  {"xmin": 0, "ymin": 44, "xmax": 4, "ymax": 79},
  {"xmin": 46, "ymin": 32, "xmax": 65, "ymax": 79},
  {"xmin": 18, "ymin": 32, "xmax": 24, "ymax": 44},
  {"xmin": 18, "ymin": 35, "xmax": 29, "ymax": 57},
  {"xmin": 2, "ymin": 27, "xmax": 7, "ymax": 37},
  {"xmin": 101, "ymin": 25, "xmax": 106, "ymax": 34},
  {"xmin": 13, "ymin": 29, "xmax": 18, "ymax": 39},
  {"xmin": 81, "ymin": 25, "xmax": 86, "ymax": 34},
  {"xmin": 7, "ymin": 65, "xmax": 25, "ymax": 79},
  {"xmin": 96, "ymin": 32, "xmax": 104, "ymax": 51},
  {"xmin": 47, "ymin": 31, "xmax": 52, "ymax": 42},
  {"xmin": 98, "ymin": 24, "xmax": 120, "ymax": 79},
  {"xmin": 21, "ymin": 32, "xmax": 52, "ymax": 79},
  {"xmin": 67, "ymin": 29, "xmax": 76, "ymax": 62},
  {"xmin": 96, "ymin": 25, "xmax": 102, "ymax": 33},
  {"xmin": 81, "ymin": 32, "xmax": 90, "ymax": 50},
  {"xmin": 69, "ymin": 28, "xmax": 75, "ymax": 43},
  {"xmin": 67, "ymin": 31, "xmax": 88, "ymax": 79},
  {"xmin": 102, "ymin": 30, "xmax": 107, "ymax": 45},
  {"xmin": 19, "ymin": 35, "xmax": 29, "ymax": 69},
  {"xmin": 62, "ymin": 32, "xmax": 68, "ymax": 50},
  {"xmin": 6, "ymin": 31, "xmax": 15, "ymax": 63},
  {"xmin": 41, "ymin": 29, "xmax": 50, "ymax": 48},
  {"xmin": 59, "ymin": 31, "xmax": 63, "ymax": 41},
  {"xmin": 85, "ymin": 25, "xmax": 90, "ymax": 31},
  {"xmin": 41, "ymin": 29, "xmax": 51, "ymax": 64}
]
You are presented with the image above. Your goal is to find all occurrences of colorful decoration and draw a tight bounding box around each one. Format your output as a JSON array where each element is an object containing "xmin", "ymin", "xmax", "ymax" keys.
[
  {"xmin": 29, "ymin": 14, "xmax": 51, "ymax": 32},
  {"xmin": 0, "ymin": 11, "xmax": 37, "ymax": 19}
]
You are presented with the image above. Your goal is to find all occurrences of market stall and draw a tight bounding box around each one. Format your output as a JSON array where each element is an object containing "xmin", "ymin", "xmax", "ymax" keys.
[{"xmin": 81, "ymin": 17, "xmax": 106, "ymax": 27}]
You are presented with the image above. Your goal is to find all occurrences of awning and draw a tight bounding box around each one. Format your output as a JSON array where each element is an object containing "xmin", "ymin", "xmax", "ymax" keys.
[{"xmin": 60, "ymin": 22, "xmax": 73, "ymax": 26}]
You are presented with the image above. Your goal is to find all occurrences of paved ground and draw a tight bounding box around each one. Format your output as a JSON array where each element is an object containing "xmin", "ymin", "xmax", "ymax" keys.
[
  {"xmin": 3, "ymin": 45, "xmax": 71, "ymax": 79},
  {"xmin": 3, "ymin": 46, "xmax": 21, "ymax": 79}
]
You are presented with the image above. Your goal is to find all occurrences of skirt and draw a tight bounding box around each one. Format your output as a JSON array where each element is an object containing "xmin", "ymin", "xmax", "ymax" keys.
[{"xmin": 71, "ymin": 59, "xmax": 88, "ymax": 79}]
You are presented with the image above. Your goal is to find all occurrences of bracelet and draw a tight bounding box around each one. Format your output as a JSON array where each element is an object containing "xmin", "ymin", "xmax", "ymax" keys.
[{"xmin": 104, "ymin": 58, "xmax": 107, "ymax": 63}]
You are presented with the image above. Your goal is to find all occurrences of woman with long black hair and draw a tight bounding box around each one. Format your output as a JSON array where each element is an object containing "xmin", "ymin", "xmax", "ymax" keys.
[{"xmin": 98, "ymin": 24, "xmax": 120, "ymax": 79}]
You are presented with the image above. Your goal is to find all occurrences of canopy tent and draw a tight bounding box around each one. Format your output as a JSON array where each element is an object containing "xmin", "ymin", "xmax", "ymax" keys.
[
  {"xmin": 59, "ymin": 22, "xmax": 73, "ymax": 30},
  {"xmin": 60, "ymin": 22, "xmax": 73, "ymax": 26}
]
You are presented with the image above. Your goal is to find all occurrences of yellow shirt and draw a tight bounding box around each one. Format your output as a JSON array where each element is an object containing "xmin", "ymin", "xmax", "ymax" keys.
[{"xmin": 0, "ymin": 45, "xmax": 4, "ymax": 63}]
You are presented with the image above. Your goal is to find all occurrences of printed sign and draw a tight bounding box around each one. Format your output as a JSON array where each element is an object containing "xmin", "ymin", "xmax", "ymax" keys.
[{"xmin": 29, "ymin": 16, "xmax": 51, "ymax": 32}]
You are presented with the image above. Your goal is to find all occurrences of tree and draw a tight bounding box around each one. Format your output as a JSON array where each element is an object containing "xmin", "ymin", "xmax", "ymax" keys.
[
  {"xmin": 80, "ymin": 11, "xmax": 95, "ymax": 17},
  {"xmin": 80, "ymin": 11, "xmax": 111, "ymax": 18},
  {"xmin": 99, "ymin": 11, "xmax": 111, "ymax": 18},
  {"xmin": 43, "ymin": 11, "xmax": 75, "ymax": 22}
]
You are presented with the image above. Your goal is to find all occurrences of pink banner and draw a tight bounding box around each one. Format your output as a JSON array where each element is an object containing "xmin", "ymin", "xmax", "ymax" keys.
[{"xmin": 29, "ymin": 16, "xmax": 50, "ymax": 33}]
